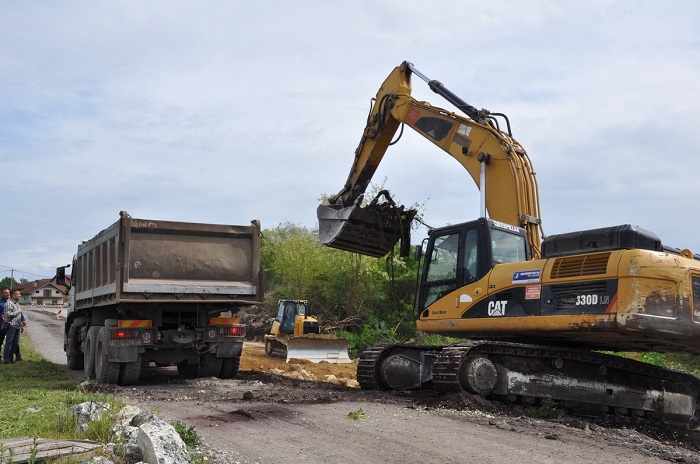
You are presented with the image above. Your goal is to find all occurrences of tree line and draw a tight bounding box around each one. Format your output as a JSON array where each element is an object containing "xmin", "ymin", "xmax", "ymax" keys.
[{"xmin": 260, "ymin": 222, "xmax": 426, "ymax": 352}]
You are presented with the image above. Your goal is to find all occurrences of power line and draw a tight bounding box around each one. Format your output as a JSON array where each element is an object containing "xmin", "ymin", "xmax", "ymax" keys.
[{"xmin": 0, "ymin": 264, "xmax": 53, "ymax": 280}]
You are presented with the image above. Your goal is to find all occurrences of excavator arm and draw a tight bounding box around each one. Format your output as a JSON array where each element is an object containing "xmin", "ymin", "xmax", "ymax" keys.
[{"xmin": 318, "ymin": 61, "xmax": 545, "ymax": 258}]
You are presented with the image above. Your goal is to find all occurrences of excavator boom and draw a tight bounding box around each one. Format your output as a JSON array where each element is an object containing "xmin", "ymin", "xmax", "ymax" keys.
[{"xmin": 318, "ymin": 61, "xmax": 544, "ymax": 258}]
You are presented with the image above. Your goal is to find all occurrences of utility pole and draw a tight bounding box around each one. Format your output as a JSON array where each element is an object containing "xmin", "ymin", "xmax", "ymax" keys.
[{"xmin": 9, "ymin": 269, "xmax": 13, "ymax": 291}]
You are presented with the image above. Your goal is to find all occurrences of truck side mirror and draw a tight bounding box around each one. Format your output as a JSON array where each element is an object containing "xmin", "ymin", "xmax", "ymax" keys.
[
  {"xmin": 55, "ymin": 265, "xmax": 70, "ymax": 288},
  {"xmin": 414, "ymin": 245, "xmax": 422, "ymax": 261}
]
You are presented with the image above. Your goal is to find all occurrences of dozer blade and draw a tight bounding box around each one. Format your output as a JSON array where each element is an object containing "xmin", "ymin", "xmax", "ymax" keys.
[
  {"xmin": 286, "ymin": 336, "xmax": 352, "ymax": 364},
  {"xmin": 317, "ymin": 196, "xmax": 417, "ymax": 258}
]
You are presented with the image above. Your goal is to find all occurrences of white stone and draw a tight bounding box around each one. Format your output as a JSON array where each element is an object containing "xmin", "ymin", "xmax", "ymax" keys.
[{"xmin": 137, "ymin": 419, "xmax": 190, "ymax": 464}]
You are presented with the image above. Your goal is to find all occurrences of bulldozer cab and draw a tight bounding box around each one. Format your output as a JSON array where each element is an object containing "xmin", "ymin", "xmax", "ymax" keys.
[
  {"xmin": 277, "ymin": 299, "xmax": 309, "ymax": 334},
  {"xmin": 417, "ymin": 218, "xmax": 529, "ymax": 312},
  {"xmin": 267, "ymin": 299, "xmax": 351, "ymax": 363}
]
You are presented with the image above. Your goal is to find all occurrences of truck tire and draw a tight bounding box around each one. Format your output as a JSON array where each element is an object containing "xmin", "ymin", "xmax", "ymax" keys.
[
  {"xmin": 84, "ymin": 326, "xmax": 101, "ymax": 379},
  {"xmin": 119, "ymin": 356, "xmax": 142, "ymax": 386},
  {"xmin": 177, "ymin": 360, "xmax": 199, "ymax": 379},
  {"xmin": 66, "ymin": 325, "xmax": 84, "ymax": 370},
  {"xmin": 218, "ymin": 356, "xmax": 240, "ymax": 379},
  {"xmin": 95, "ymin": 327, "xmax": 120, "ymax": 384},
  {"xmin": 200, "ymin": 353, "xmax": 223, "ymax": 378}
]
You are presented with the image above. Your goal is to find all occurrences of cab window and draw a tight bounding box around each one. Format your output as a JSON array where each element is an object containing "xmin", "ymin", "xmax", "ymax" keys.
[
  {"xmin": 422, "ymin": 232, "xmax": 460, "ymax": 308},
  {"xmin": 692, "ymin": 276, "xmax": 700, "ymax": 319},
  {"xmin": 425, "ymin": 233, "xmax": 459, "ymax": 282},
  {"xmin": 462, "ymin": 228, "xmax": 478, "ymax": 284},
  {"xmin": 492, "ymin": 229, "xmax": 527, "ymax": 265}
]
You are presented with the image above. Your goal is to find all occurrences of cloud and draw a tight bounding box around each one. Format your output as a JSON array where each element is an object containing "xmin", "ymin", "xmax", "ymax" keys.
[{"xmin": 2, "ymin": 1, "xmax": 700, "ymax": 279}]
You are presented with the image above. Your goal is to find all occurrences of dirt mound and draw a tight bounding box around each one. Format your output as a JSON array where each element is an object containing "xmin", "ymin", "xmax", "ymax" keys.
[
  {"xmin": 232, "ymin": 304, "xmax": 275, "ymax": 341},
  {"xmin": 240, "ymin": 342, "xmax": 358, "ymax": 386}
]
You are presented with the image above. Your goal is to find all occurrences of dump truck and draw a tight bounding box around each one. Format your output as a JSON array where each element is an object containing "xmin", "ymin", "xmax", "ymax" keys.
[
  {"xmin": 58, "ymin": 211, "xmax": 263, "ymax": 385},
  {"xmin": 264, "ymin": 299, "xmax": 351, "ymax": 363}
]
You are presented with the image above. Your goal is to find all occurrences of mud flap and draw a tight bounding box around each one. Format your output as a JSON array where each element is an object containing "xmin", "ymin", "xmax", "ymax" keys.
[
  {"xmin": 286, "ymin": 337, "xmax": 352, "ymax": 364},
  {"xmin": 215, "ymin": 341, "xmax": 243, "ymax": 358},
  {"xmin": 317, "ymin": 191, "xmax": 417, "ymax": 258},
  {"xmin": 107, "ymin": 345, "xmax": 139, "ymax": 363}
]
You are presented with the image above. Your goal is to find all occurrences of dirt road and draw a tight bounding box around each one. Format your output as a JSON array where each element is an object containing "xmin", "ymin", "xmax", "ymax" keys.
[{"xmin": 24, "ymin": 308, "xmax": 700, "ymax": 463}]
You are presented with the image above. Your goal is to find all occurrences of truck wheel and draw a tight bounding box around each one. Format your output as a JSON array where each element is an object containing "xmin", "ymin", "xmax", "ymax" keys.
[
  {"xmin": 84, "ymin": 326, "xmax": 101, "ymax": 379},
  {"xmin": 119, "ymin": 356, "xmax": 142, "ymax": 386},
  {"xmin": 177, "ymin": 360, "xmax": 199, "ymax": 379},
  {"xmin": 66, "ymin": 325, "xmax": 84, "ymax": 370},
  {"xmin": 95, "ymin": 327, "xmax": 120, "ymax": 384},
  {"xmin": 218, "ymin": 356, "xmax": 240, "ymax": 379},
  {"xmin": 200, "ymin": 353, "xmax": 223, "ymax": 378}
]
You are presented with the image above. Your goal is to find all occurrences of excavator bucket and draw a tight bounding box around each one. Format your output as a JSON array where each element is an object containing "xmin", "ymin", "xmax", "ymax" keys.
[
  {"xmin": 317, "ymin": 194, "xmax": 417, "ymax": 258},
  {"xmin": 286, "ymin": 336, "xmax": 352, "ymax": 364}
]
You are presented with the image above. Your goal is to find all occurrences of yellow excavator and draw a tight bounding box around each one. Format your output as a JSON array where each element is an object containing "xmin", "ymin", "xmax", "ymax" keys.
[
  {"xmin": 317, "ymin": 61, "xmax": 700, "ymax": 426},
  {"xmin": 264, "ymin": 299, "xmax": 351, "ymax": 363}
]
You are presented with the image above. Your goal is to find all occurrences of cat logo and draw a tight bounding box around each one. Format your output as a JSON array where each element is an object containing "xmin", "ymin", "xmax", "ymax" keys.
[{"xmin": 488, "ymin": 300, "xmax": 508, "ymax": 316}]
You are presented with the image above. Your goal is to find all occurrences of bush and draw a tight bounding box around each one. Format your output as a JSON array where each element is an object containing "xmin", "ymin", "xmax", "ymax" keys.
[{"xmin": 172, "ymin": 420, "xmax": 201, "ymax": 447}]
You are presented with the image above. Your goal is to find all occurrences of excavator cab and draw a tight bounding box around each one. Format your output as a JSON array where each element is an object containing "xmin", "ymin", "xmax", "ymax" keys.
[{"xmin": 417, "ymin": 218, "xmax": 529, "ymax": 313}]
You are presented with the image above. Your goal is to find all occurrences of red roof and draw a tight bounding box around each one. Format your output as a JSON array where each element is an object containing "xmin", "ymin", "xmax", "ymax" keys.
[{"xmin": 12, "ymin": 275, "xmax": 71, "ymax": 295}]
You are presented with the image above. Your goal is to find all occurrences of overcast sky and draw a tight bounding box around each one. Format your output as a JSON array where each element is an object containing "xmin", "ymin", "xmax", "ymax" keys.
[{"xmin": 2, "ymin": 1, "xmax": 700, "ymax": 281}]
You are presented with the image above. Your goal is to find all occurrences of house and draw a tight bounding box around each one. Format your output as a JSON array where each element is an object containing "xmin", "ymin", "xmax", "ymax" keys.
[{"xmin": 12, "ymin": 276, "xmax": 71, "ymax": 309}]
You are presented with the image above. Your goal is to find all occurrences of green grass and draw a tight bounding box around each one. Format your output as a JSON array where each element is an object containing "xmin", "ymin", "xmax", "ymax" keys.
[
  {"xmin": 526, "ymin": 398, "xmax": 565, "ymax": 420},
  {"xmin": 347, "ymin": 408, "xmax": 367, "ymax": 420},
  {"xmin": 600, "ymin": 350, "xmax": 700, "ymax": 376},
  {"xmin": 171, "ymin": 420, "xmax": 201, "ymax": 447},
  {"xmin": 0, "ymin": 339, "xmax": 121, "ymax": 442},
  {"xmin": 337, "ymin": 318, "xmax": 459, "ymax": 357},
  {"xmin": 0, "ymin": 337, "xmax": 212, "ymax": 463}
]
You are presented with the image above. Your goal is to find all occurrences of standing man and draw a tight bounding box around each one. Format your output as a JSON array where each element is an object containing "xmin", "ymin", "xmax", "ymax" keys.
[
  {"xmin": 0, "ymin": 288, "xmax": 9, "ymax": 353},
  {"xmin": 11, "ymin": 312, "xmax": 26, "ymax": 361},
  {"xmin": 3, "ymin": 289, "xmax": 22, "ymax": 364}
]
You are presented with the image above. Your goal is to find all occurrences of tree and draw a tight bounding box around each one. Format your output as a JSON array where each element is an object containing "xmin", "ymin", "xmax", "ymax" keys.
[
  {"xmin": 0, "ymin": 276, "xmax": 21, "ymax": 289},
  {"xmin": 261, "ymin": 222, "xmax": 357, "ymax": 313},
  {"xmin": 261, "ymin": 222, "xmax": 422, "ymax": 334}
]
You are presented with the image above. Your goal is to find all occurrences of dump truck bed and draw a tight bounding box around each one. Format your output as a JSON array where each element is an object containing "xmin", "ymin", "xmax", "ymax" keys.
[{"xmin": 72, "ymin": 211, "xmax": 263, "ymax": 310}]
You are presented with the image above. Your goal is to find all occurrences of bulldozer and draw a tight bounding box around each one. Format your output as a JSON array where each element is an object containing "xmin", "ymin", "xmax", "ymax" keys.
[
  {"xmin": 317, "ymin": 60, "xmax": 700, "ymax": 426},
  {"xmin": 264, "ymin": 299, "xmax": 351, "ymax": 364}
]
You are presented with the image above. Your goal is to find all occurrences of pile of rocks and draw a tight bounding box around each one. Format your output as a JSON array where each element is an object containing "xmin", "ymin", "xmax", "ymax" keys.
[
  {"xmin": 72, "ymin": 401, "xmax": 190, "ymax": 463},
  {"xmin": 270, "ymin": 364, "xmax": 360, "ymax": 387},
  {"xmin": 227, "ymin": 304, "xmax": 274, "ymax": 341}
]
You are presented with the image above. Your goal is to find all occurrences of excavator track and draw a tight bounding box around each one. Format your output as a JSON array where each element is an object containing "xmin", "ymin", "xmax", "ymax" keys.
[
  {"xmin": 440, "ymin": 342, "xmax": 700, "ymax": 425},
  {"xmin": 358, "ymin": 343, "xmax": 442, "ymax": 391},
  {"xmin": 432, "ymin": 342, "xmax": 477, "ymax": 393},
  {"xmin": 357, "ymin": 344, "xmax": 389, "ymax": 390},
  {"xmin": 265, "ymin": 338, "xmax": 288, "ymax": 361},
  {"xmin": 362, "ymin": 341, "xmax": 700, "ymax": 426}
]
